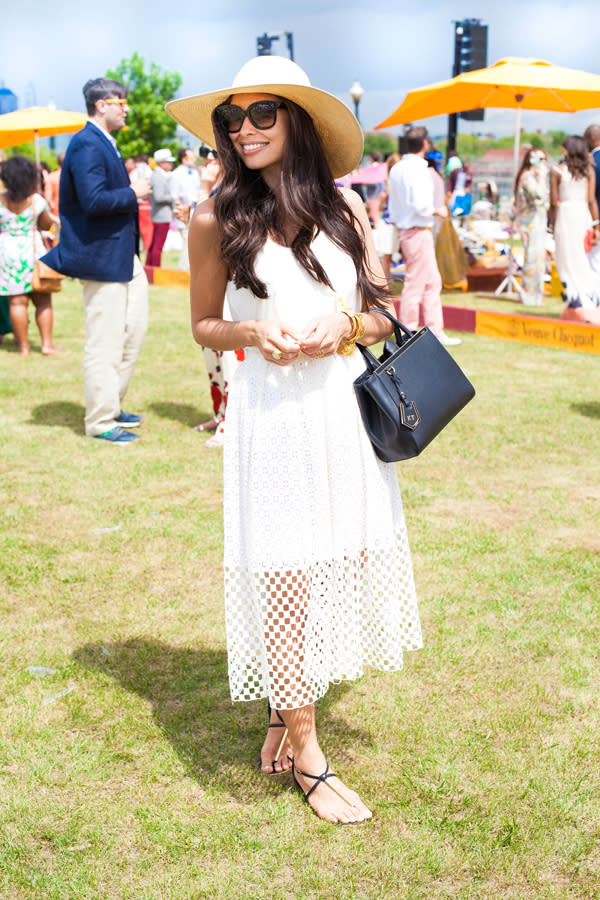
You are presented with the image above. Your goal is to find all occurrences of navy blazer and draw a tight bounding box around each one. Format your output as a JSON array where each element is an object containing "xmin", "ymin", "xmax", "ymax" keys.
[{"xmin": 42, "ymin": 122, "xmax": 140, "ymax": 282}]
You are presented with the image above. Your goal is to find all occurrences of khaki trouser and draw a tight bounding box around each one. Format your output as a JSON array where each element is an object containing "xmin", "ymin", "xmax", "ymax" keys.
[{"xmin": 81, "ymin": 256, "xmax": 148, "ymax": 437}]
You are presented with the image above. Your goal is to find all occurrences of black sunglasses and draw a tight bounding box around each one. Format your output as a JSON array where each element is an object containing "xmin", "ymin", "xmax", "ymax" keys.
[{"xmin": 215, "ymin": 100, "xmax": 286, "ymax": 134}]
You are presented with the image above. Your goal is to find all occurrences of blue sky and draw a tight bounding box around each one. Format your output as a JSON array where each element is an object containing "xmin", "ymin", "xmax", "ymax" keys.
[{"xmin": 3, "ymin": 0, "xmax": 600, "ymax": 140}]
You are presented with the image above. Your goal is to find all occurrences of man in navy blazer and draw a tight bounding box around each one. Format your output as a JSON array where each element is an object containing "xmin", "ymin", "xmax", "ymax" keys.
[{"xmin": 42, "ymin": 77, "xmax": 151, "ymax": 444}]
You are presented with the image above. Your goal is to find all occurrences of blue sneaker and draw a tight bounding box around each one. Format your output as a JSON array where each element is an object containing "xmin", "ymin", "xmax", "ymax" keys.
[
  {"xmin": 115, "ymin": 410, "xmax": 143, "ymax": 428},
  {"xmin": 92, "ymin": 427, "xmax": 140, "ymax": 445}
]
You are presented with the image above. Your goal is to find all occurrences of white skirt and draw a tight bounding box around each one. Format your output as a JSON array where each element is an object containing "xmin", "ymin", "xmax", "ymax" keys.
[{"xmin": 222, "ymin": 349, "xmax": 422, "ymax": 710}]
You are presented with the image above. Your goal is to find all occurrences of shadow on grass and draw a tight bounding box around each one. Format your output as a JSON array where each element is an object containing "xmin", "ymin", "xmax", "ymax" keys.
[
  {"xmin": 571, "ymin": 401, "xmax": 600, "ymax": 420},
  {"xmin": 29, "ymin": 400, "xmax": 85, "ymax": 433},
  {"xmin": 73, "ymin": 638, "xmax": 368, "ymax": 800},
  {"xmin": 148, "ymin": 400, "xmax": 206, "ymax": 426},
  {"xmin": 0, "ymin": 336, "xmax": 21, "ymax": 354}
]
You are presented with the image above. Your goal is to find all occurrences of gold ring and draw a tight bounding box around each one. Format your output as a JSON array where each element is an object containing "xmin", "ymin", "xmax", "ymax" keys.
[
  {"xmin": 315, "ymin": 350, "xmax": 325, "ymax": 358},
  {"xmin": 271, "ymin": 348, "xmax": 283, "ymax": 361}
]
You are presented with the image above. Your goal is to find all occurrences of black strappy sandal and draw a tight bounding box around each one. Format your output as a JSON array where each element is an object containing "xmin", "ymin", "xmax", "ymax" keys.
[
  {"xmin": 257, "ymin": 703, "xmax": 290, "ymax": 775},
  {"xmin": 291, "ymin": 759, "xmax": 361, "ymax": 824}
]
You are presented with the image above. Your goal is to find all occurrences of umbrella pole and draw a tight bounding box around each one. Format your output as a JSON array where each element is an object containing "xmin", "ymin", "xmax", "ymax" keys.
[
  {"xmin": 495, "ymin": 106, "xmax": 524, "ymax": 301},
  {"xmin": 513, "ymin": 106, "xmax": 521, "ymax": 181}
]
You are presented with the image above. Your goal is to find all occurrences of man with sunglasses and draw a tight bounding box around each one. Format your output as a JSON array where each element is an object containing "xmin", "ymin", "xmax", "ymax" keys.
[{"xmin": 42, "ymin": 78, "xmax": 151, "ymax": 445}]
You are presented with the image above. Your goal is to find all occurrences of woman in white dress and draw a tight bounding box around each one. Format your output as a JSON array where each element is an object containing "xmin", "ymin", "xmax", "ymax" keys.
[
  {"xmin": 550, "ymin": 135, "xmax": 600, "ymax": 324},
  {"xmin": 167, "ymin": 56, "xmax": 422, "ymax": 824}
]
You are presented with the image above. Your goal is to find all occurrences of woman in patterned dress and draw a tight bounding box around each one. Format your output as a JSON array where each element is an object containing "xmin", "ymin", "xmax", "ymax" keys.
[
  {"xmin": 0, "ymin": 156, "xmax": 60, "ymax": 355},
  {"xmin": 514, "ymin": 148, "xmax": 549, "ymax": 306},
  {"xmin": 169, "ymin": 57, "xmax": 422, "ymax": 824}
]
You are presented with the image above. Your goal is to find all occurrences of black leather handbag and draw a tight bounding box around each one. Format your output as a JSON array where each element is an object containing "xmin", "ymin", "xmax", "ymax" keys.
[{"xmin": 353, "ymin": 309, "xmax": 475, "ymax": 462}]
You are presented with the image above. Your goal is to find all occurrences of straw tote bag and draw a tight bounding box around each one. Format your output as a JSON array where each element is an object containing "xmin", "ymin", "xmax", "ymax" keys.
[{"xmin": 31, "ymin": 202, "xmax": 65, "ymax": 293}]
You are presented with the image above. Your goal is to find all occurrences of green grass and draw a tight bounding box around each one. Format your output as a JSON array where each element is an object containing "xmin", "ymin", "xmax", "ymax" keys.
[
  {"xmin": 1, "ymin": 280, "xmax": 599, "ymax": 899},
  {"xmin": 440, "ymin": 288, "xmax": 565, "ymax": 319}
]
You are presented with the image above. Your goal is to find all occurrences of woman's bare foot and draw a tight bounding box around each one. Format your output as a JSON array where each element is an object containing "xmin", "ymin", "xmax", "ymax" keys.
[
  {"xmin": 19, "ymin": 343, "xmax": 31, "ymax": 357},
  {"xmin": 292, "ymin": 752, "xmax": 372, "ymax": 824},
  {"xmin": 258, "ymin": 708, "xmax": 294, "ymax": 775},
  {"xmin": 41, "ymin": 345, "xmax": 62, "ymax": 356}
]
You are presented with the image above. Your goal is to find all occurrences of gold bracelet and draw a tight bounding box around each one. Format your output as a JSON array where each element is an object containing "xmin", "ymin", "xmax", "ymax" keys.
[
  {"xmin": 340, "ymin": 310, "xmax": 355, "ymax": 338},
  {"xmin": 337, "ymin": 313, "xmax": 365, "ymax": 356},
  {"xmin": 353, "ymin": 313, "xmax": 366, "ymax": 343}
]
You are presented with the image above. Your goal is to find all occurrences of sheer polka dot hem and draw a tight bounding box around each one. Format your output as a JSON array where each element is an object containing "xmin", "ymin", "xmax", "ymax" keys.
[{"xmin": 225, "ymin": 532, "xmax": 422, "ymax": 710}]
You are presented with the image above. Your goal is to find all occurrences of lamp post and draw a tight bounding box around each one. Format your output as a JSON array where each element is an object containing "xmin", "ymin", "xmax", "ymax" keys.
[
  {"xmin": 349, "ymin": 81, "xmax": 364, "ymax": 125},
  {"xmin": 48, "ymin": 99, "xmax": 56, "ymax": 152}
]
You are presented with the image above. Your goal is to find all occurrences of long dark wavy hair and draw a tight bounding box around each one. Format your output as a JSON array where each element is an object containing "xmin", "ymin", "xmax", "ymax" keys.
[
  {"xmin": 211, "ymin": 97, "xmax": 389, "ymax": 307},
  {"xmin": 562, "ymin": 135, "xmax": 590, "ymax": 179}
]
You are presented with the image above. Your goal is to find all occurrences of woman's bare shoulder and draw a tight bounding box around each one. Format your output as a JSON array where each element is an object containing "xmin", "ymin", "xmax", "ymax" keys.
[
  {"xmin": 339, "ymin": 186, "xmax": 364, "ymax": 213},
  {"xmin": 189, "ymin": 196, "xmax": 224, "ymax": 255},
  {"xmin": 338, "ymin": 185, "xmax": 371, "ymax": 234},
  {"xmin": 190, "ymin": 195, "xmax": 217, "ymax": 230}
]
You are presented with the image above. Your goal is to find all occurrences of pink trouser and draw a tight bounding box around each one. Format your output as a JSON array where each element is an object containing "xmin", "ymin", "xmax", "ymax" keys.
[{"xmin": 397, "ymin": 227, "xmax": 444, "ymax": 337}]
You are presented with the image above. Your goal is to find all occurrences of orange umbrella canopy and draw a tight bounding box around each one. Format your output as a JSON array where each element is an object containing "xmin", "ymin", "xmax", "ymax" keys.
[
  {"xmin": 376, "ymin": 57, "xmax": 600, "ymax": 128},
  {"xmin": 0, "ymin": 106, "xmax": 87, "ymax": 149}
]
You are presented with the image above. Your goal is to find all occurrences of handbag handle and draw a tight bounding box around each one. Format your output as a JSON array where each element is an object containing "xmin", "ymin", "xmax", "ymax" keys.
[
  {"xmin": 31, "ymin": 198, "xmax": 40, "ymax": 257},
  {"xmin": 355, "ymin": 307, "xmax": 416, "ymax": 366},
  {"xmin": 366, "ymin": 308, "xmax": 414, "ymax": 345}
]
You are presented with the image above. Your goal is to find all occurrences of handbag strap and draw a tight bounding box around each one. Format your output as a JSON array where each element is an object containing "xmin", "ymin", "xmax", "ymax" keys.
[
  {"xmin": 31, "ymin": 198, "xmax": 39, "ymax": 258},
  {"xmin": 355, "ymin": 308, "xmax": 415, "ymax": 368},
  {"xmin": 366, "ymin": 308, "xmax": 414, "ymax": 345}
]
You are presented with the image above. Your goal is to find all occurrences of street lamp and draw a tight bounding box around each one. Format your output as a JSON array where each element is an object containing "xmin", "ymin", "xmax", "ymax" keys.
[
  {"xmin": 48, "ymin": 99, "xmax": 56, "ymax": 151},
  {"xmin": 349, "ymin": 81, "xmax": 364, "ymax": 125}
]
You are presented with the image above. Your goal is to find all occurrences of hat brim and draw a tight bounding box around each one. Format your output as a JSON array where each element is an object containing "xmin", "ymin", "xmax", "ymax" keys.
[{"xmin": 166, "ymin": 83, "xmax": 363, "ymax": 179}]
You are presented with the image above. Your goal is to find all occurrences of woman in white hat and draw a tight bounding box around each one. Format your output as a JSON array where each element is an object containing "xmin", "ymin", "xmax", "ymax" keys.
[{"xmin": 167, "ymin": 56, "xmax": 422, "ymax": 824}]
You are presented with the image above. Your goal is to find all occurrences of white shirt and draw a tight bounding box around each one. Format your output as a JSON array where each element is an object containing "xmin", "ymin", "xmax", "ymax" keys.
[
  {"xmin": 170, "ymin": 165, "xmax": 201, "ymax": 205},
  {"xmin": 169, "ymin": 164, "xmax": 201, "ymax": 229},
  {"xmin": 87, "ymin": 118, "xmax": 121, "ymax": 158},
  {"xmin": 388, "ymin": 154, "xmax": 435, "ymax": 229}
]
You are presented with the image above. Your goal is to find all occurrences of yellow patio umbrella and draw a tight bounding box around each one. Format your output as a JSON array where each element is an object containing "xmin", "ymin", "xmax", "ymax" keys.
[
  {"xmin": 376, "ymin": 57, "xmax": 600, "ymax": 174},
  {"xmin": 0, "ymin": 106, "xmax": 87, "ymax": 163}
]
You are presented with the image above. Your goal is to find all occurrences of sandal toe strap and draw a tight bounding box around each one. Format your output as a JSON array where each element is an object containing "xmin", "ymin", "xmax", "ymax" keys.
[{"xmin": 296, "ymin": 764, "xmax": 336, "ymax": 801}]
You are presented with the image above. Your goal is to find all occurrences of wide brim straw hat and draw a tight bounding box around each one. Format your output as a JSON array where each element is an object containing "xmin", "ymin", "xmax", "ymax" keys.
[{"xmin": 165, "ymin": 56, "xmax": 364, "ymax": 179}]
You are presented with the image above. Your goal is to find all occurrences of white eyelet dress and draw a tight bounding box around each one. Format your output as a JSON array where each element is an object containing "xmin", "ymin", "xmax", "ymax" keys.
[{"xmin": 224, "ymin": 233, "xmax": 422, "ymax": 710}]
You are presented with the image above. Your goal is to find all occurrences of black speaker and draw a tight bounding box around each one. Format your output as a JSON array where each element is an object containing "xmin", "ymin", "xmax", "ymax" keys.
[{"xmin": 455, "ymin": 20, "xmax": 487, "ymax": 122}]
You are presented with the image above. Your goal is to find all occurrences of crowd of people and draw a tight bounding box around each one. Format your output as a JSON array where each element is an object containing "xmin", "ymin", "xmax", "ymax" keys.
[
  {"xmin": 510, "ymin": 129, "xmax": 600, "ymax": 321},
  {"xmin": 123, "ymin": 146, "xmax": 221, "ymax": 271},
  {"xmin": 354, "ymin": 129, "xmax": 600, "ymax": 324},
  {"xmin": 0, "ymin": 99, "xmax": 228, "ymax": 433}
]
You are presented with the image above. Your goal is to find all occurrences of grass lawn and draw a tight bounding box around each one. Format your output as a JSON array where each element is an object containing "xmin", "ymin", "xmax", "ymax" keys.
[
  {"xmin": 440, "ymin": 288, "xmax": 565, "ymax": 319},
  {"xmin": 1, "ymin": 280, "xmax": 599, "ymax": 900}
]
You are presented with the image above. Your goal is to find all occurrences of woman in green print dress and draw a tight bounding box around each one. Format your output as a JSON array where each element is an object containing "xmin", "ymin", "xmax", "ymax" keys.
[{"xmin": 0, "ymin": 156, "xmax": 60, "ymax": 355}]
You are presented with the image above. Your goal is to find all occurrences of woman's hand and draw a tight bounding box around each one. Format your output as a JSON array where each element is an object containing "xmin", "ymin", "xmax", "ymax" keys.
[
  {"xmin": 254, "ymin": 319, "xmax": 302, "ymax": 365},
  {"xmin": 298, "ymin": 312, "xmax": 352, "ymax": 358}
]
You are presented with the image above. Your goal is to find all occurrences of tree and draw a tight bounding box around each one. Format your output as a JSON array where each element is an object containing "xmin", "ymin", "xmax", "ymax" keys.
[
  {"xmin": 7, "ymin": 143, "xmax": 57, "ymax": 168},
  {"xmin": 105, "ymin": 52, "xmax": 183, "ymax": 158},
  {"xmin": 363, "ymin": 133, "xmax": 397, "ymax": 158},
  {"xmin": 547, "ymin": 130, "xmax": 567, "ymax": 152}
]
